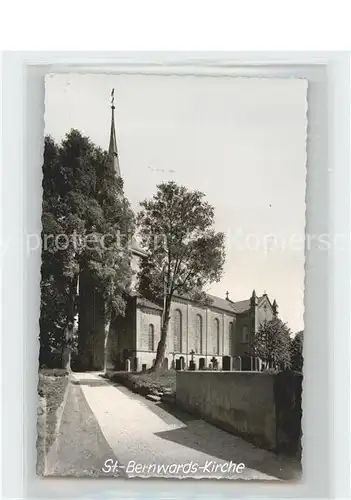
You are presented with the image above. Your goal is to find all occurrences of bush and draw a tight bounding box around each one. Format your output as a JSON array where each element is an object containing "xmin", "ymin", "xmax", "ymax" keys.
[
  {"xmin": 104, "ymin": 370, "xmax": 176, "ymax": 396},
  {"xmin": 39, "ymin": 368, "xmax": 68, "ymax": 377}
]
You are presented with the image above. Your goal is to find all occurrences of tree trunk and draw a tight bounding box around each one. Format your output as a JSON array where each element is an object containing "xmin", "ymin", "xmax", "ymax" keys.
[
  {"xmin": 63, "ymin": 324, "xmax": 72, "ymax": 372},
  {"xmin": 149, "ymin": 297, "xmax": 171, "ymax": 373},
  {"xmin": 103, "ymin": 317, "xmax": 112, "ymax": 374},
  {"xmin": 62, "ymin": 275, "xmax": 77, "ymax": 372}
]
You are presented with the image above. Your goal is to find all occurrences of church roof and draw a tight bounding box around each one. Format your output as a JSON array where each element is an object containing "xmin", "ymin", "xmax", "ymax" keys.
[
  {"xmin": 133, "ymin": 290, "xmax": 268, "ymax": 315},
  {"xmin": 172, "ymin": 292, "xmax": 265, "ymax": 314},
  {"xmin": 203, "ymin": 295, "xmax": 265, "ymax": 313},
  {"xmin": 230, "ymin": 298, "xmax": 252, "ymax": 313},
  {"xmin": 136, "ymin": 296, "xmax": 163, "ymax": 311},
  {"xmin": 130, "ymin": 292, "xmax": 163, "ymax": 311},
  {"xmin": 205, "ymin": 294, "xmax": 241, "ymax": 313}
]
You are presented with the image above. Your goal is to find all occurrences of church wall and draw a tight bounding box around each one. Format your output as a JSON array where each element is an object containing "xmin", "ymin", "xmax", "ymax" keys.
[
  {"xmin": 207, "ymin": 310, "xmax": 222, "ymax": 355},
  {"xmin": 137, "ymin": 307, "xmax": 162, "ymax": 351},
  {"xmin": 234, "ymin": 312, "xmax": 251, "ymax": 358},
  {"xmin": 110, "ymin": 296, "xmax": 137, "ymax": 368},
  {"xmin": 223, "ymin": 314, "xmax": 236, "ymax": 356},
  {"xmin": 125, "ymin": 294, "xmax": 277, "ymax": 372},
  {"xmin": 133, "ymin": 297, "xmax": 236, "ymax": 370},
  {"xmin": 168, "ymin": 299, "xmax": 188, "ymax": 354},
  {"xmin": 130, "ymin": 306, "xmax": 161, "ymax": 370}
]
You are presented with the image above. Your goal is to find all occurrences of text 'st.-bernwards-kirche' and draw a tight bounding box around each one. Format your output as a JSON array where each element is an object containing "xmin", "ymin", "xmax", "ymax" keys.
[{"xmin": 78, "ymin": 97, "xmax": 279, "ymax": 372}]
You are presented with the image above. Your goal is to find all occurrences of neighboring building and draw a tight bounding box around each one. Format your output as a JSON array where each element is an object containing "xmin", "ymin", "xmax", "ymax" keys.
[{"xmin": 79, "ymin": 93, "xmax": 278, "ymax": 371}]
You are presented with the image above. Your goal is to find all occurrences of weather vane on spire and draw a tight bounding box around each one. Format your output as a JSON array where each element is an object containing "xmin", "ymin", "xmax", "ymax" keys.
[{"xmin": 111, "ymin": 88, "xmax": 115, "ymax": 108}]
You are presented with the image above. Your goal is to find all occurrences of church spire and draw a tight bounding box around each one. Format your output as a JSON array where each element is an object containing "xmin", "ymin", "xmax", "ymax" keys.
[{"xmin": 108, "ymin": 88, "xmax": 121, "ymax": 177}]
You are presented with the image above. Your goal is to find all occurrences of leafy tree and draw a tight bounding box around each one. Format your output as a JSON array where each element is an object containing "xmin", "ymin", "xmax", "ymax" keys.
[
  {"xmin": 252, "ymin": 317, "xmax": 292, "ymax": 370},
  {"xmin": 137, "ymin": 181, "xmax": 225, "ymax": 371},
  {"xmin": 290, "ymin": 330, "xmax": 304, "ymax": 372},
  {"xmin": 40, "ymin": 130, "xmax": 133, "ymax": 370},
  {"xmin": 40, "ymin": 137, "xmax": 69, "ymax": 366}
]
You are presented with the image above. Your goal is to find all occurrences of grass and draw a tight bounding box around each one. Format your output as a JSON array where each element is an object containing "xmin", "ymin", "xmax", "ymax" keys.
[
  {"xmin": 104, "ymin": 369, "xmax": 176, "ymax": 396},
  {"xmin": 39, "ymin": 368, "xmax": 69, "ymax": 378},
  {"xmin": 37, "ymin": 368, "xmax": 69, "ymax": 453}
]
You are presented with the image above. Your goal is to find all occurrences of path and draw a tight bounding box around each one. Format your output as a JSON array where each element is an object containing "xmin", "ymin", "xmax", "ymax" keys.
[{"xmin": 45, "ymin": 372, "xmax": 301, "ymax": 480}]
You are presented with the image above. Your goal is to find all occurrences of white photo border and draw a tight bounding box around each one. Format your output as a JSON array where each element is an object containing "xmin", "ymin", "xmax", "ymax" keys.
[{"xmin": 1, "ymin": 51, "xmax": 350, "ymax": 499}]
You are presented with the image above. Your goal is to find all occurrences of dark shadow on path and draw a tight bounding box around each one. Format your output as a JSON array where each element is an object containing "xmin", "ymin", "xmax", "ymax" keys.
[
  {"xmin": 153, "ymin": 408, "xmax": 301, "ymax": 481},
  {"xmin": 45, "ymin": 380, "xmax": 126, "ymax": 478}
]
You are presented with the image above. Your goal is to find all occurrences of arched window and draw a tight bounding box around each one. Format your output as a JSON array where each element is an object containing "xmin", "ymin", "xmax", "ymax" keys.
[
  {"xmin": 242, "ymin": 325, "xmax": 249, "ymax": 343},
  {"xmin": 148, "ymin": 324, "xmax": 154, "ymax": 351},
  {"xmin": 229, "ymin": 321, "xmax": 233, "ymax": 355},
  {"xmin": 195, "ymin": 314, "xmax": 203, "ymax": 354},
  {"xmin": 173, "ymin": 309, "xmax": 182, "ymax": 353},
  {"xmin": 213, "ymin": 318, "xmax": 220, "ymax": 354}
]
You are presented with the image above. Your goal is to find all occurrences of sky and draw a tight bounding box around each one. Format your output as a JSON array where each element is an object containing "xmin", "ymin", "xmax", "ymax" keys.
[{"xmin": 45, "ymin": 74, "xmax": 307, "ymax": 332}]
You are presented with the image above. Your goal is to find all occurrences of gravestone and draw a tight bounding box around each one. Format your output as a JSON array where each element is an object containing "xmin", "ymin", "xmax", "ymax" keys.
[
  {"xmin": 241, "ymin": 355, "xmax": 251, "ymax": 371},
  {"xmin": 210, "ymin": 356, "xmax": 218, "ymax": 370},
  {"xmin": 125, "ymin": 359, "xmax": 131, "ymax": 372},
  {"xmin": 189, "ymin": 349, "xmax": 196, "ymax": 371},
  {"xmin": 233, "ymin": 356, "xmax": 242, "ymax": 371},
  {"xmin": 163, "ymin": 358, "xmax": 169, "ymax": 370},
  {"xmin": 199, "ymin": 357, "xmax": 205, "ymax": 370},
  {"xmin": 222, "ymin": 355, "xmax": 231, "ymax": 371},
  {"xmin": 179, "ymin": 356, "xmax": 185, "ymax": 370}
]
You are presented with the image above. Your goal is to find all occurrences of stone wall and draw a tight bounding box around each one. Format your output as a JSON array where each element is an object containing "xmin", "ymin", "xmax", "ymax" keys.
[{"xmin": 176, "ymin": 371, "xmax": 302, "ymax": 455}]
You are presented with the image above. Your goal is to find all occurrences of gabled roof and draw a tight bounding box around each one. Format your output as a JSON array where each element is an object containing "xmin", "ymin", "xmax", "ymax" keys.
[
  {"xmin": 230, "ymin": 298, "xmax": 252, "ymax": 314},
  {"xmin": 136, "ymin": 296, "xmax": 163, "ymax": 311},
  {"xmin": 257, "ymin": 294, "xmax": 273, "ymax": 310},
  {"xmin": 130, "ymin": 292, "xmax": 163, "ymax": 312},
  {"xmin": 172, "ymin": 292, "xmax": 264, "ymax": 314},
  {"xmin": 205, "ymin": 294, "xmax": 241, "ymax": 313}
]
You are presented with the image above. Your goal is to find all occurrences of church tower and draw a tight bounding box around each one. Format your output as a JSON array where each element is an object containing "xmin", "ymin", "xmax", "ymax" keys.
[
  {"xmin": 78, "ymin": 90, "xmax": 146, "ymax": 370},
  {"xmin": 108, "ymin": 88, "xmax": 121, "ymax": 177},
  {"xmin": 77, "ymin": 90, "xmax": 123, "ymax": 371}
]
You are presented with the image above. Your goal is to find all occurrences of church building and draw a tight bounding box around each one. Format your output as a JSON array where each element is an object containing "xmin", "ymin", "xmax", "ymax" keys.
[
  {"xmin": 110, "ymin": 289, "xmax": 278, "ymax": 371},
  {"xmin": 79, "ymin": 93, "xmax": 279, "ymax": 371}
]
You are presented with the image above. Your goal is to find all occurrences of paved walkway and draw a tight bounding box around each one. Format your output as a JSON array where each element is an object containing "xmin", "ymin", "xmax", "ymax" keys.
[{"xmin": 46, "ymin": 372, "xmax": 301, "ymax": 480}]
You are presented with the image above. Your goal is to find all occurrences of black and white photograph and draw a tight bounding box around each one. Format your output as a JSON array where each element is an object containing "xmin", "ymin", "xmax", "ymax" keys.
[{"xmin": 37, "ymin": 73, "xmax": 306, "ymax": 480}]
